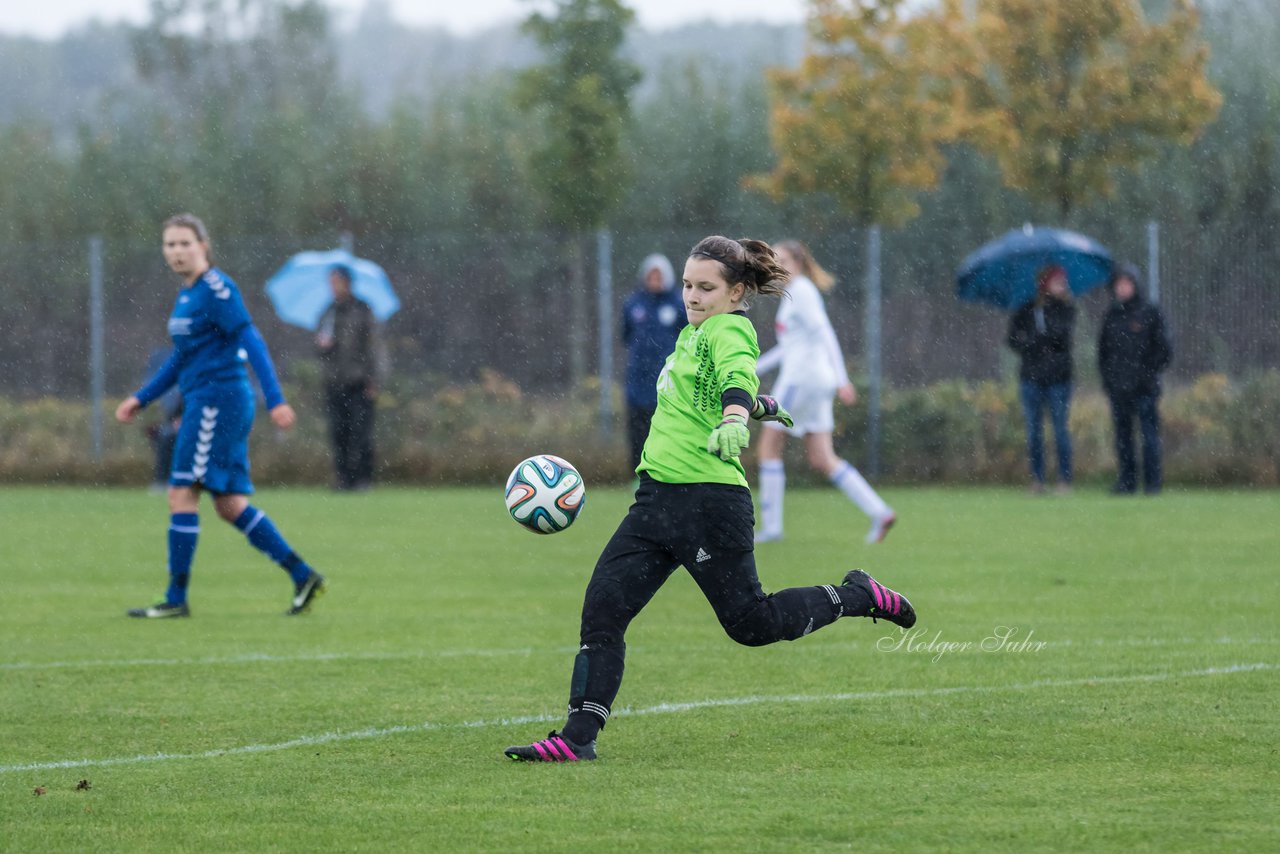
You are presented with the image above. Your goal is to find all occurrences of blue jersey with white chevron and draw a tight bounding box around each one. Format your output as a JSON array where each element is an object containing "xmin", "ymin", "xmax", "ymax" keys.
[{"xmin": 168, "ymin": 268, "xmax": 254, "ymax": 399}]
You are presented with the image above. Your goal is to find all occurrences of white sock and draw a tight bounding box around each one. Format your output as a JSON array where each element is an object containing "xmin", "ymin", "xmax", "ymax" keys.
[
  {"xmin": 830, "ymin": 459, "xmax": 890, "ymax": 519},
  {"xmin": 759, "ymin": 460, "xmax": 785, "ymax": 535}
]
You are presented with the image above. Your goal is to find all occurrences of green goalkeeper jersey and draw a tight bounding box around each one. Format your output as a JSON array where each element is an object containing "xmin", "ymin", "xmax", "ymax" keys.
[{"xmin": 638, "ymin": 311, "xmax": 760, "ymax": 486}]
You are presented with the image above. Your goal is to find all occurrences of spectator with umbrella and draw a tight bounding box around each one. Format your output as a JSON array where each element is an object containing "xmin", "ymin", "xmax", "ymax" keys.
[
  {"xmin": 958, "ymin": 225, "xmax": 1112, "ymax": 495},
  {"xmin": 1008, "ymin": 265, "xmax": 1076, "ymax": 494},
  {"xmin": 316, "ymin": 264, "xmax": 388, "ymax": 491},
  {"xmin": 266, "ymin": 249, "xmax": 396, "ymax": 492}
]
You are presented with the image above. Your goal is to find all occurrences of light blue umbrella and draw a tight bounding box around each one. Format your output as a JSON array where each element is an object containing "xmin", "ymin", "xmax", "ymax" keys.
[
  {"xmin": 265, "ymin": 249, "xmax": 399, "ymax": 330},
  {"xmin": 956, "ymin": 224, "xmax": 1113, "ymax": 310}
]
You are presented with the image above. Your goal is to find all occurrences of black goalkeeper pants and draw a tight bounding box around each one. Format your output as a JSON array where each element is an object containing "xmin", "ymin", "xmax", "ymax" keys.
[{"xmin": 563, "ymin": 474, "xmax": 861, "ymax": 739}]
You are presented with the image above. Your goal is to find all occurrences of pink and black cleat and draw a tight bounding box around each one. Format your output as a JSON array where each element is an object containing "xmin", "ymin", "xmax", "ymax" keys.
[
  {"xmin": 504, "ymin": 731, "xmax": 597, "ymax": 762},
  {"xmin": 841, "ymin": 569, "xmax": 917, "ymax": 628}
]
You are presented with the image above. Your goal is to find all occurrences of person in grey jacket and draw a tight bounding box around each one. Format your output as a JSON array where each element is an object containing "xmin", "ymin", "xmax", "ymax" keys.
[{"xmin": 316, "ymin": 264, "xmax": 386, "ymax": 491}]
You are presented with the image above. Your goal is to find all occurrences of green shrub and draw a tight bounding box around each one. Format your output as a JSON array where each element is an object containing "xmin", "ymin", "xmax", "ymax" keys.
[
  {"xmin": 1227, "ymin": 371, "xmax": 1280, "ymax": 483},
  {"xmin": 790, "ymin": 371, "xmax": 1280, "ymax": 487},
  {"xmin": 2, "ymin": 370, "xmax": 1278, "ymax": 486}
]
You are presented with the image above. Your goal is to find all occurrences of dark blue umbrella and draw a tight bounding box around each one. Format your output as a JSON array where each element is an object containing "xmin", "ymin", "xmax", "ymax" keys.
[
  {"xmin": 956, "ymin": 225, "xmax": 1113, "ymax": 310},
  {"xmin": 265, "ymin": 249, "xmax": 400, "ymax": 330}
]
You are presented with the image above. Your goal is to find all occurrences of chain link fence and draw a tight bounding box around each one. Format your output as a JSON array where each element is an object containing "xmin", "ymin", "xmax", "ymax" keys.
[{"xmin": 1, "ymin": 221, "xmax": 1277, "ymax": 404}]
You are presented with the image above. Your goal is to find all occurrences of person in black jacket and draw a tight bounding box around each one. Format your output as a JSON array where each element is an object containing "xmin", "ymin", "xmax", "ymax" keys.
[
  {"xmin": 143, "ymin": 346, "xmax": 184, "ymax": 491},
  {"xmin": 316, "ymin": 264, "xmax": 386, "ymax": 491},
  {"xmin": 1007, "ymin": 265, "xmax": 1075, "ymax": 494},
  {"xmin": 1098, "ymin": 263, "xmax": 1172, "ymax": 495}
]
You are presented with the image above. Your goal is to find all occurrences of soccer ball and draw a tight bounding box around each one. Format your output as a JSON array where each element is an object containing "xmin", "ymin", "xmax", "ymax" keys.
[{"xmin": 504, "ymin": 454, "xmax": 586, "ymax": 534}]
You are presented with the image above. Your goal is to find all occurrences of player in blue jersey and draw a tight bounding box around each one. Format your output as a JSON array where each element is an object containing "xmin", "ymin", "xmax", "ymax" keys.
[{"xmin": 115, "ymin": 213, "xmax": 326, "ymax": 618}]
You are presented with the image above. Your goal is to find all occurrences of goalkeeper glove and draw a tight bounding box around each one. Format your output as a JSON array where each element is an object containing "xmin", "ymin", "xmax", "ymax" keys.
[
  {"xmin": 751, "ymin": 394, "xmax": 794, "ymax": 428},
  {"xmin": 707, "ymin": 414, "xmax": 750, "ymax": 461}
]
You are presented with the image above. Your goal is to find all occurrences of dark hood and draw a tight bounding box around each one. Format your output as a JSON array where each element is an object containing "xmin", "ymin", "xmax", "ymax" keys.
[{"xmin": 1108, "ymin": 262, "xmax": 1146, "ymax": 305}]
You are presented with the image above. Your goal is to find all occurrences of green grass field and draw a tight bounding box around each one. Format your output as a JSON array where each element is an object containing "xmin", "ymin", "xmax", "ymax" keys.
[{"xmin": 1, "ymin": 485, "xmax": 1276, "ymax": 851}]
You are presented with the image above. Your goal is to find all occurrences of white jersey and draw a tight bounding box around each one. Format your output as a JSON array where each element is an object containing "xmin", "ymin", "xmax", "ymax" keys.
[{"xmin": 757, "ymin": 275, "xmax": 850, "ymax": 390}]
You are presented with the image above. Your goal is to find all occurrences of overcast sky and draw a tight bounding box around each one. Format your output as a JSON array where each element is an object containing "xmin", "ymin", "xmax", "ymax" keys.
[{"xmin": 1, "ymin": 0, "xmax": 808, "ymax": 39}]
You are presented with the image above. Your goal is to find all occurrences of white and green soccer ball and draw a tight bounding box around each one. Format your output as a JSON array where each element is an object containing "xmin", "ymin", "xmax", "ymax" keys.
[{"xmin": 504, "ymin": 454, "xmax": 586, "ymax": 534}]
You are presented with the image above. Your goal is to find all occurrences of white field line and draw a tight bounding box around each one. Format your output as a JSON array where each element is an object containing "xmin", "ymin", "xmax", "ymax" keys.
[
  {"xmin": 1, "ymin": 635, "xmax": 1274, "ymax": 672},
  {"xmin": 1, "ymin": 662, "xmax": 1273, "ymax": 775}
]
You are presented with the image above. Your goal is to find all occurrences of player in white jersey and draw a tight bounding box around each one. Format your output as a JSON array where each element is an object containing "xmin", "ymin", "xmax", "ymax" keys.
[{"xmin": 755, "ymin": 240, "xmax": 895, "ymax": 545}]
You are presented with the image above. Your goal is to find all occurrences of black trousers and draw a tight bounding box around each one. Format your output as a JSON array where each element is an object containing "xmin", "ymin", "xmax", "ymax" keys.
[
  {"xmin": 151, "ymin": 429, "xmax": 177, "ymax": 486},
  {"xmin": 626, "ymin": 404, "xmax": 655, "ymax": 473},
  {"xmin": 1109, "ymin": 392, "xmax": 1162, "ymax": 492},
  {"xmin": 565, "ymin": 475, "xmax": 859, "ymax": 736},
  {"xmin": 325, "ymin": 383, "xmax": 375, "ymax": 489}
]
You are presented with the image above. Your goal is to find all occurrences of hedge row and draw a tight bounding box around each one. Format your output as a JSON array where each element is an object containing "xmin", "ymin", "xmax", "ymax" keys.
[{"xmin": 2, "ymin": 370, "xmax": 1277, "ymax": 487}]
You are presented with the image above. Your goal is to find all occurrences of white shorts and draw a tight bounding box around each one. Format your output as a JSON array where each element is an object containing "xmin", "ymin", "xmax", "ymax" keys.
[{"xmin": 764, "ymin": 382, "xmax": 836, "ymax": 437}]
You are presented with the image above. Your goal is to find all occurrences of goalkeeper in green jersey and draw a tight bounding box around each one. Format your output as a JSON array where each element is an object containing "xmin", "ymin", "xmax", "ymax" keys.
[{"xmin": 504, "ymin": 236, "xmax": 917, "ymax": 763}]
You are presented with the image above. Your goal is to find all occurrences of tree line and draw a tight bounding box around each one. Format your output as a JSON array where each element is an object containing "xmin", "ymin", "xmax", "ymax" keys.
[
  {"xmin": 0, "ymin": 0, "xmax": 1275, "ymax": 398},
  {"xmin": 0, "ymin": 0, "xmax": 1273, "ymax": 242}
]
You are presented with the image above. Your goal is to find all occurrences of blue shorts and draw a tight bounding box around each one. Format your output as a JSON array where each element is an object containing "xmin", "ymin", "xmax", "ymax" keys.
[{"xmin": 170, "ymin": 386, "xmax": 256, "ymax": 495}]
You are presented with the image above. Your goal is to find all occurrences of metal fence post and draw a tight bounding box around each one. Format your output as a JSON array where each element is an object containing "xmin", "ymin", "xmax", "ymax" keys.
[
  {"xmin": 865, "ymin": 225, "xmax": 882, "ymax": 478},
  {"xmin": 89, "ymin": 235, "xmax": 105, "ymax": 462},
  {"xmin": 596, "ymin": 229, "xmax": 614, "ymax": 439},
  {"xmin": 1146, "ymin": 221, "xmax": 1160, "ymax": 305}
]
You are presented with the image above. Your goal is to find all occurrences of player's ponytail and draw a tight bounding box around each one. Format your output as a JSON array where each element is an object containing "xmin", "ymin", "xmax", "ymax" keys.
[
  {"xmin": 736, "ymin": 238, "xmax": 789, "ymax": 299},
  {"xmin": 688, "ymin": 235, "xmax": 789, "ymax": 300}
]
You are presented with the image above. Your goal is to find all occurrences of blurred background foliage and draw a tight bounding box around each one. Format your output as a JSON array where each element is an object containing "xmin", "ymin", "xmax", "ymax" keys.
[
  {"xmin": 0, "ymin": 0, "xmax": 1276, "ymax": 484},
  {"xmin": 0, "ymin": 0, "xmax": 1271, "ymax": 246},
  {"xmin": 3, "ymin": 371, "xmax": 1276, "ymax": 485}
]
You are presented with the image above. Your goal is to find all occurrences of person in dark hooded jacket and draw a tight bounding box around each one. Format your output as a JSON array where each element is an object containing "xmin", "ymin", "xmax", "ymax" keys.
[
  {"xmin": 1098, "ymin": 263, "xmax": 1172, "ymax": 494},
  {"xmin": 621, "ymin": 253, "xmax": 687, "ymax": 471},
  {"xmin": 1007, "ymin": 265, "xmax": 1076, "ymax": 493}
]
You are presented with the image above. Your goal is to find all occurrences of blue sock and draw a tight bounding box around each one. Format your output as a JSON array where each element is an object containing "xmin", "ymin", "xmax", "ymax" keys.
[
  {"xmin": 234, "ymin": 505, "xmax": 313, "ymax": 586},
  {"xmin": 167, "ymin": 513, "xmax": 199, "ymax": 605}
]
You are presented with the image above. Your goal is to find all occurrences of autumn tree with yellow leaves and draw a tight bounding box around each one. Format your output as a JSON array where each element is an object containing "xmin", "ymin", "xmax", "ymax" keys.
[
  {"xmin": 755, "ymin": 0, "xmax": 961, "ymax": 227},
  {"xmin": 960, "ymin": 0, "xmax": 1222, "ymax": 219},
  {"xmin": 761, "ymin": 0, "xmax": 1222, "ymax": 224}
]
